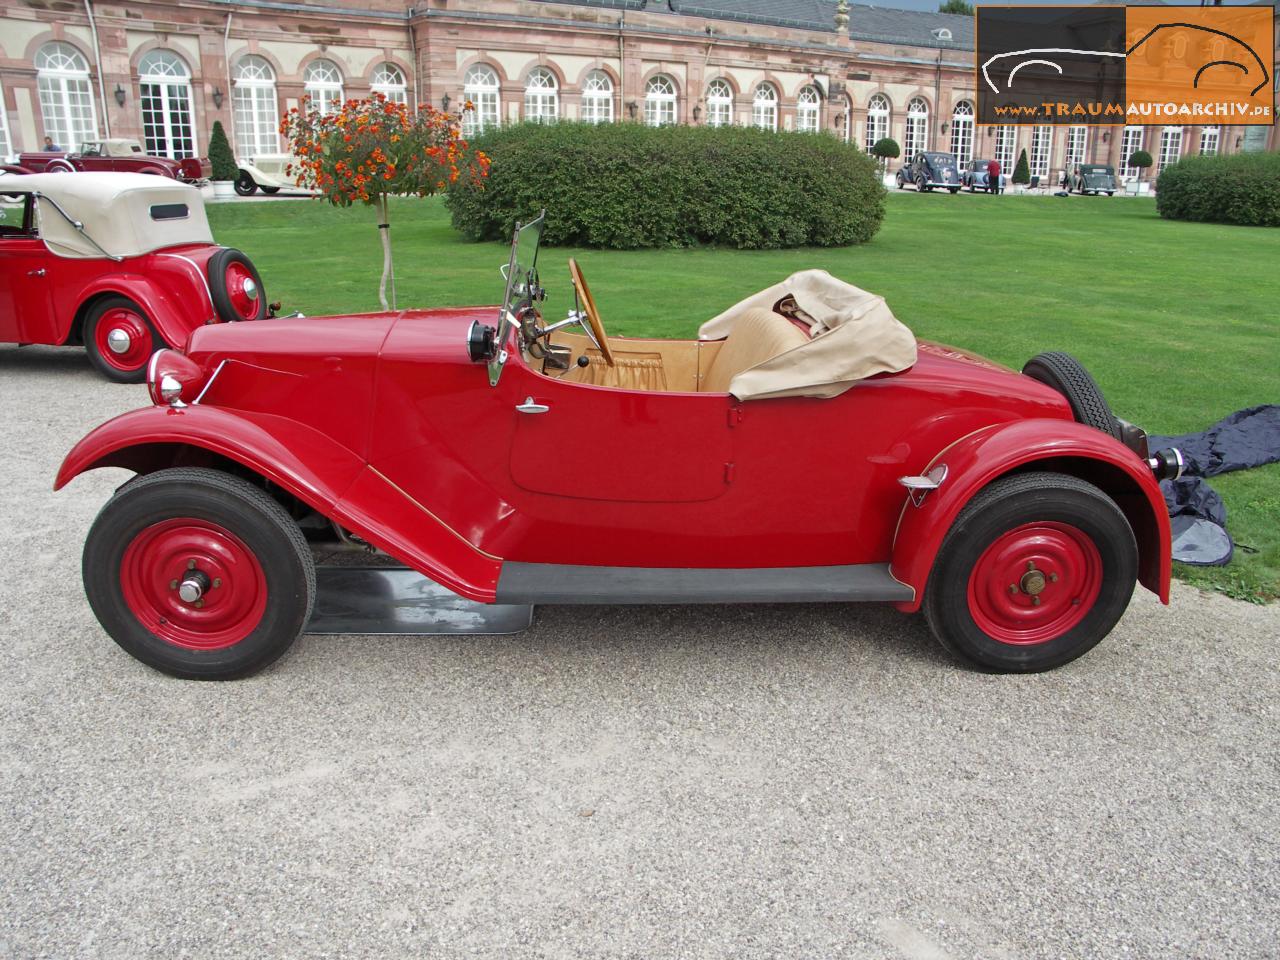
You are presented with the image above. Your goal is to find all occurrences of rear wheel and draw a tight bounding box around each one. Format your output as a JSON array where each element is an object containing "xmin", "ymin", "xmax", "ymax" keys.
[
  {"xmin": 924, "ymin": 472, "xmax": 1137, "ymax": 672},
  {"xmin": 83, "ymin": 295, "xmax": 159, "ymax": 383},
  {"xmin": 83, "ymin": 468, "xmax": 315, "ymax": 679},
  {"xmin": 233, "ymin": 171, "xmax": 258, "ymax": 196},
  {"xmin": 260, "ymin": 186, "xmax": 280, "ymax": 195},
  {"xmin": 207, "ymin": 247, "xmax": 268, "ymax": 322},
  {"xmin": 1023, "ymin": 351, "xmax": 1122, "ymax": 440}
]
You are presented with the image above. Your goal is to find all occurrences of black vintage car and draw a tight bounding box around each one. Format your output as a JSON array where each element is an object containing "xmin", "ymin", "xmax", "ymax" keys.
[
  {"xmin": 1069, "ymin": 164, "xmax": 1117, "ymax": 196},
  {"xmin": 896, "ymin": 152, "xmax": 961, "ymax": 194}
]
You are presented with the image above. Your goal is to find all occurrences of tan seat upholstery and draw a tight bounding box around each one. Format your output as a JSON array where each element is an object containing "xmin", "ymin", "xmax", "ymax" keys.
[{"xmin": 701, "ymin": 307, "xmax": 809, "ymax": 394}]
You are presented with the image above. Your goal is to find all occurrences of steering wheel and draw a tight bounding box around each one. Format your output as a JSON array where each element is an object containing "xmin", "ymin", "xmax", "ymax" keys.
[{"xmin": 568, "ymin": 258, "xmax": 615, "ymax": 367}]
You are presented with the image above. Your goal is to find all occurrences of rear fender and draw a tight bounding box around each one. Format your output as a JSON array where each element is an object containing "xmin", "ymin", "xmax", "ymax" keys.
[
  {"xmin": 55, "ymin": 405, "xmax": 502, "ymax": 602},
  {"xmin": 890, "ymin": 419, "xmax": 1170, "ymax": 612},
  {"xmin": 73, "ymin": 274, "xmax": 208, "ymax": 349}
]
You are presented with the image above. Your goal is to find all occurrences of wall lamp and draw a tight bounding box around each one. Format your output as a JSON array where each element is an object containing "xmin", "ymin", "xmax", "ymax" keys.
[
  {"xmin": 692, "ymin": 104, "xmax": 701, "ymax": 122},
  {"xmin": 114, "ymin": 84, "xmax": 126, "ymax": 107},
  {"xmin": 626, "ymin": 100, "xmax": 637, "ymax": 119},
  {"xmin": 940, "ymin": 120, "xmax": 949, "ymax": 134},
  {"xmin": 1101, "ymin": 131, "xmax": 1110, "ymax": 143},
  {"xmin": 834, "ymin": 111, "xmax": 846, "ymax": 127},
  {"xmin": 212, "ymin": 87, "xmax": 224, "ymax": 109},
  {"xmin": 441, "ymin": 92, "xmax": 452, "ymax": 112}
]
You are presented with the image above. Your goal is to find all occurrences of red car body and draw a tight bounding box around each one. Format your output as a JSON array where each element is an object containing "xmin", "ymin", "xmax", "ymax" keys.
[
  {"xmin": 1, "ymin": 173, "xmax": 267, "ymax": 381},
  {"xmin": 9, "ymin": 138, "xmax": 209, "ymax": 183}
]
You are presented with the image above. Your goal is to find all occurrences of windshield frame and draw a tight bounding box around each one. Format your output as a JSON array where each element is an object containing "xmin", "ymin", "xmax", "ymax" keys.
[{"xmin": 489, "ymin": 210, "xmax": 545, "ymax": 387}]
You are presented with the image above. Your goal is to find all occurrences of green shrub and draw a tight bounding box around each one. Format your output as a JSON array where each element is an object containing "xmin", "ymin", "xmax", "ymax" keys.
[
  {"xmin": 208, "ymin": 121, "xmax": 236, "ymax": 181},
  {"xmin": 872, "ymin": 137, "xmax": 900, "ymax": 161},
  {"xmin": 1156, "ymin": 151, "xmax": 1280, "ymax": 227},
  {"xmin": 1128, "ymin": 149, "xmax": 1153, "ymax": 179},
  {"xmin": 445, "ymin": 122, "xmax": 885, "ymax": 249},
  {"xmin": 1012, "ymin": 149, "xmax": 1030, "ymax": 184}
]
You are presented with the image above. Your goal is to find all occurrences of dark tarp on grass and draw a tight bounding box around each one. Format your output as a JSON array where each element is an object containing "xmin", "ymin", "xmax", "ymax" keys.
[{"xmin": 1149, "ymin": 405, "xmax": 1280, "ymax": 566}]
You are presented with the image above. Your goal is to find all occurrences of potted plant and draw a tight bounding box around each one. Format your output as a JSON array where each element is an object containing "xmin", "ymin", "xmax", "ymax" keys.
[
  {"xmin": 208, "ymin": 121, "xmax": 237, "ymax": 200},
  {"xmin": 871, "ymin": 137, "xmax": 900, "ymax": 186}
]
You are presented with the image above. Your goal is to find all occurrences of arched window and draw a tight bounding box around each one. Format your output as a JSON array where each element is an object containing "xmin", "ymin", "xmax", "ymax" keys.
[
  {"xmin": 524, "ymin": 68, "xmax": 558, "ymax": 123},
  {"xmin": 796, "ymin": 85, "xmax": 821, "ymax": 133},
  {"xmin": 904, "ymin": 96, "xmax": 928, "ymax": 157},
  {"xmin": 1119, "ymin": 126, "xmax": 1144, "ymax": 179},
  {"xmin": 371, "ymin": 63, "xmax": 407, "ymax": 105},
  {"xmin": 705, "ymin": 78, "xmax": 732, "ymax": 128},
  {"xmin": 864, "ymin": 93, "xmax": 890, "ymax": 154},
  {"xmin": 949, "ymin": 100, "xmax": 974, "ymax": 165},
  {"xmin": 233, "ymin": 55, "xmax": 279, "ymax": 156},
  {"xmin": 138, "ymin": 50, "xmax": 195, "ymax": 159},
  {"xmin": 1064, "ymin": 125, "xmax": 1087, "ymax": 168},
  {"xmin": 462, "ymin": 64, "xmax": 500, "ymax": 137},
  {"xmin": 304, "ymin": 59, "xmax": 344, "ymax": 116},
  {"xmin": 1158, "ymin": 125, "xmax": 1183, "ymax": 172},
  {"xmin": 36, "ymin": 42, "xmax": 97, "ymax": 150},
  {"xmin": 1199, "ymin": 125, "xmax": 1220, "ymax": 156},
  {"xmin": 581, "ymin": 70, "xmax": 613, "ymax": 124},
  {"xmin": 644, "ymin": 75, "xmax": 676, "ymax": 126},
  {"xmin": 751, "ymin": 83, "xmax": 778, "ymax": 131}
]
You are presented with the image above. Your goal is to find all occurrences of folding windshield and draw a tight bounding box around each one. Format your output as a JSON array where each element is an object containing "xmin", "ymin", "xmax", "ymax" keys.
[{"xmin": 489, "ymin": 210, "xmax": 545, "ymax": 386}]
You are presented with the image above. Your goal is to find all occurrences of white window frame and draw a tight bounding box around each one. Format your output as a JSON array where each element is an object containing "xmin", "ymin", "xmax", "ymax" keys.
[
  {"xmin": 840, "ymin": 95, "xmax": 852, "ymax": 142},
  {"xmin": 138, "ymin": 50, "xmax": 196, "ymax": 159},
  {"xmin": 462, "ymin": 64, "xmax": 500, "ymax": 137},
  {"xmin": 371, "ymin": 63, "xmax": 407, "ymax": 105},
  {"xmin": 1199, "ymin": 125, "xmax": 1220, "ymax": 156},
  {"xmin": 865, "ymin": 94, "xmax": 890, "ymax": 155},
  {"xmin": 751, "ymin": 83, "xmax": 777, "ymax": 132},
  {"xmin": 304, "ymin": 59, "xmax": 344, "ymax": 117},
  {"xmin": 233, "ymin": 55, "xmax": 279, "ymax": 157},
  {"xmin": 994, "ymin": 125, "xmax": 1016, "ymax": 171},
  {"xmin": 1119, "ymin": 126, "xmax": 1144, "ymax": 179},
  {"xmin": 706, "ymin": 79, "xmax": 732, "ymax": 128},
  {"xmin": 0, "ymin": 81, "xmax": 13, "ymax": 159},
  {"xmin": 524, "ymin": 67, "xmax": 558, "ymax": 123},
  {"xmin": 36, "ymin": 42, "xmax": 98, "ymax": 150},
  {"xmin": 904, "ymin": 97, "xmax": 928, "ymax": 157},
  {"xmin": 1065, "ymin": 126, "xmax": 1087, "ymax": 169},
  {"xmin": 644, "ymin": 75, "xmax": 676, "ymax": 127},
  {"xmin": 1030, "ymin": 125, "xmax": 1051, "ymax": 179},
  {"xmin": 1158, "ymin": 125, "xmax": 1183, "ymax": 172},
  {"xmin": 581, "ymin": 70, "xmax": 613, "ymax": 125},
  {"xmin": 796, "ymin": 85, "xmax": 821, "ymax": 133},
  {"xmin": 949, "ymin": 100, "xmax": 974, "ymax": 165}
]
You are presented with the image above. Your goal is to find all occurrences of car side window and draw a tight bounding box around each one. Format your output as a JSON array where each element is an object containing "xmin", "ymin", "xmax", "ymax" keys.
[{"xmin": 0, "ymin": 194, "xmax": 35, "ymax": 238}]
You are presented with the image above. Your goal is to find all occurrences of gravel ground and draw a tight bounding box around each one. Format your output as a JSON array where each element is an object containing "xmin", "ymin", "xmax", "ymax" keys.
[{"xmin": 2, "ymin": 345, "xmax": 1277, "ymax": 960}]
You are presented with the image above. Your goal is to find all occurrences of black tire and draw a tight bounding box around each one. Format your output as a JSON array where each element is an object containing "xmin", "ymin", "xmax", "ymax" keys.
[
  {"xmin": 1022, "ymin": 351, "xmax": 1122, "ymax": 441},
  {"xmin": 896, "ymin": 175, "xmax": 905, "ymax": 190},
  {"xmin": 917, "ymin": 177, "xmax": 928, "ymax": 192},
  {"xmin": 82, "ymin": 295, "xmax": 160, "ymax": 383},
  {"xmin": 949, "ymin": 187, "xmax": 959, "ymax": 194},
  {"xmin": 83, "ymin": 467, "xmax": 315, "ymax": 680},
  {"xmin": 233, "ymin": 170, "xmax": 258, "ymax": 196},
  {"xmin": 207, "ymin": 247, "xmax": 268, "ymax": 322},
  {"xmin": 924, "ymin": 472, "xmax": 1137, "ymax": 672},
  {"xmin": 1106, "ymin": 192, "xmax": 1114, "ymax": 197},
  {"xmin": 260, "ymin": 186, "xmax": 280, "ymax": 195}
]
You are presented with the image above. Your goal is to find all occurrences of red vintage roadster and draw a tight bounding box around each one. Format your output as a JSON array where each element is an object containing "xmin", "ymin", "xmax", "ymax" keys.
[
  {"xmin": 57, "ymin": 214, "xmax": 1181, "ymax": 679},
  {"xmin": 6, "ymin": 138, "xmax": 210, "ymax": 183},
  {"xmin": 1, "ymin": 173, "xmax": 268, "ymax": 381}
]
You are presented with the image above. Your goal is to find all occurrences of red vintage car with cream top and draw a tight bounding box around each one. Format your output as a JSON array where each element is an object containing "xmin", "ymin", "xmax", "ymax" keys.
[
  {"xmin": 7, "ymin": 138, "xmax": 210, "ymax": 183},
  {"xmin": 57, "ymin": 214, "xmax": 1181, "ymax": 679},
  {"xmin": 1, "ymin": 172, "xmax": 268, "ymax": 381}
]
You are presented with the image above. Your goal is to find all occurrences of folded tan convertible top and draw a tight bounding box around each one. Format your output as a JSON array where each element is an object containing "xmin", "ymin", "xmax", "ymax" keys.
[{"xmin": 698, "ymin": 269, "xmax": 918, "ymax": 401}]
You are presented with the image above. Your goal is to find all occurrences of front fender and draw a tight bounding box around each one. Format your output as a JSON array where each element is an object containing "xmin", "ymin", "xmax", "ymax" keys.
[
  {"xmin": 55, "ymin": 405, "xmax": 502, "ymax": 602},
  {"xmin": 890, "ymin": 419, "xmax": 1171, "ymax": 612}
]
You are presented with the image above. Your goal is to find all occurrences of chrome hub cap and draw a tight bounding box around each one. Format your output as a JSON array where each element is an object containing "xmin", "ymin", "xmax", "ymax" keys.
[
  {"xmin": 106, "ymin": 328, "xmax": 132, "ymax": 355},
  {"xmin": 177, "ymin": 569, "xmax": 212, "ymax": 604},
  {"xmin": 242, "ymin": 278, "xmax": 259, "ymax": 301}
]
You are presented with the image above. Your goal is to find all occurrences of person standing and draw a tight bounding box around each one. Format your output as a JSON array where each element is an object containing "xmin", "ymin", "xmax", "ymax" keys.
[
  {"xmin": 987, "ymin": 158, "xmax": 1001, "ymax": 195},
  {"xmin": 42, "ymin": 136, "xmax": 61, "ymax": 151}
]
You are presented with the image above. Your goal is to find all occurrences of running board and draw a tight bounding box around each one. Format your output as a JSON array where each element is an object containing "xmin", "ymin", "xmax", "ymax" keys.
[{"xmin": 495, "ymin": 562, "xmax": 914, "ymax": 605}]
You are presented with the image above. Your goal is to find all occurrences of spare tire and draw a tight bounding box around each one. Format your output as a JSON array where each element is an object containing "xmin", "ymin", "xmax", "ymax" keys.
[
  {"xmin": 207, "ymin": 248, "xmax": 268, "ymax": 322},
  {"xmin": 1022, "ymin": 351, "xmax": 1122, "ymax": 440}
]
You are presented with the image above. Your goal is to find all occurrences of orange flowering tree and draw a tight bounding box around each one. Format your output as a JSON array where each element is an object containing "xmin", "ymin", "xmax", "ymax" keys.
[{"xmin": 281, "ymin": 94, "xmax": 489, "ymax": 310}]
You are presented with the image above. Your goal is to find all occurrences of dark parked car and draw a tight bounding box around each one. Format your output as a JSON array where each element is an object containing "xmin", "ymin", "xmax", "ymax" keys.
[
  {"xmin": 960, "ymin": 159, "xmax": 1008, "ymax": 193},
  {"xmin": 1068, "ymin": 164, "xmax": 1116, "ymax": 196},
  {"xmin": 896, "ymin": 152, "xmax": 961, "ymax": 193}
]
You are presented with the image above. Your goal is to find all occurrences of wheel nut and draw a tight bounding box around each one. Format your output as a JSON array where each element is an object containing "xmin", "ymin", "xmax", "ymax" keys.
[
  {"xmin": 212, "ymin": 578, "xmax": 222, "ymax": 589},
  {"xmin": 194, "ymin": 600, "xmax": 204, "ymax": 609},
  {"xmin": 1032, "ymin": 596, "xmax": 1041, "ymax": 606},
  {"xmin": 1049, "ymin": 573, "xmax": 1059, "ymax": 583},
  {"xmin": 1008, "ymin": 584, "xmax": 1018, "ymax": 594},
  {"xmin": 187, "ymin": 559, "xmax": 196, "ymax": 570},
  {"xmin": 169, "ymin": 579, "xmax": 178, "ymax": 590}
]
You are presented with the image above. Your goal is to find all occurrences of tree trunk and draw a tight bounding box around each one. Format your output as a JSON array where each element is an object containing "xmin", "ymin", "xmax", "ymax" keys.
[{"xmin": 377, "ymin": 193, "xmax": 397, "ymax": 311}]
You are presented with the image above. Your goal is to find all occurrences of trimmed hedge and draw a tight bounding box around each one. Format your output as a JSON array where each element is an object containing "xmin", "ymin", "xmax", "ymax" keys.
[
  {"xmin": 445, "ymin": 122, "xmax": 885, "ymax": 249},
  {"xmin": 1156, "ymin": 151, "xmax": 1280, "ymax": 227}
]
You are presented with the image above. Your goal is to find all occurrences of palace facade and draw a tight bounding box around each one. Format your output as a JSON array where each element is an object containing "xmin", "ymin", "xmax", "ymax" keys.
[{"xmin": 1, "ymin": 0, "xmax": 1276, "ymax": 184}]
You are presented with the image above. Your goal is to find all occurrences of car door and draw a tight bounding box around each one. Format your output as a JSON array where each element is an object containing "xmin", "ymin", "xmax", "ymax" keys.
[{"xmin": 0, "ymin": 194, "xmax": 55, "ymax": 345}]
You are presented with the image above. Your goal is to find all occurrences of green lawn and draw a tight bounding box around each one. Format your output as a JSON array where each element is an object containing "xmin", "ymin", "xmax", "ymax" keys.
[{"xmin": 206, "ymin": 192, "xmax": 1280, "ymax": 601}]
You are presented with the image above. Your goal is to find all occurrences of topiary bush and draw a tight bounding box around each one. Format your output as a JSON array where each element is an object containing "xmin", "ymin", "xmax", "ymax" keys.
[
  {"xmin": 208, "ymin": 120, "xmax": 236, "ymax": 181},
  {"xmin": 1128, "ymin": 149, "xmax": 1153, "ymax": 182},
  {"xmin": 872, "ymin": 137, "xmax": 900, "ymax": 162},
  {"xmin": 1156, "ymin": 151, "xmax": 1280, "ymax": 227},
  {"xmin": 445, "ymin": 122, "xmax": 885, "ymax": 249},
  {"xmin": 1012, "ymin": 148, "xmax": 1030, "ymax": 185}
]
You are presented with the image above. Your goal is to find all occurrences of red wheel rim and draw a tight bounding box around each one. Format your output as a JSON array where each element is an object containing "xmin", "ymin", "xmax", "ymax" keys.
[
  {"xmin": 224, "ymin": 262, "xmax": 260, "ymax": 319},
  {"xmin": 93, "ymin": 307, "xmax": 151, "ymax": 372},
  {"xmin": 120, "ymin": 519, "xmax": 267, "ymax": 650},
  {"xmin": 967, "ymin": 521, "xmax": 1102, "ymax": 645}
]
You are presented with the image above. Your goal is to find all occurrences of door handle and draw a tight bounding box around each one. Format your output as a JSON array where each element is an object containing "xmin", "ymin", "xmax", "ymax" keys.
[
  {"xmin": 28, "ymin": 269, "xmax": 46, "ymax": 277},
  {"xmin": 516, "ymin": 396, "xmax": 549, "ymax": 414}
]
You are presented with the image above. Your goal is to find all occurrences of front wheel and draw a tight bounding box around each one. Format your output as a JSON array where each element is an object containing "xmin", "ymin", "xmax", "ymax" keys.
[
  {"xmin": 82, "ymin": 468, "xmax": 315, "ymax": 679},
  {"xmin": 896, "ymin": 175, "xmax": 906, "ymax": 190},
  {"xmin": 83, "ymin": 295, "xmax": 159, "ymax": 383},
  {"xmin": 949, "ymin": 187, "xmax": 959, "ymax": 194},
  {"xmin": 924, "ymin": 472, "xmax": 1137, "ymax": 672},
  {"xmin": 233, "ymin": 171, "xmax": 258, "ymax": 196}
]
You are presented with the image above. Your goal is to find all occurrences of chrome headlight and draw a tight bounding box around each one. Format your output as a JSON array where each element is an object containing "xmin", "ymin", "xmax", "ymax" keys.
[{"xmin": 147, "ymin": 349, "xmax": 206, "ymax": 408}]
